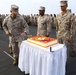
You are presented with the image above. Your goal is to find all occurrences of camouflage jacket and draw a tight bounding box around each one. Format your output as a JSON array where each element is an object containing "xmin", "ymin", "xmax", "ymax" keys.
[
  {"xmin": 3, "ymin": 14, "xmax": 29, "ymax": 41},
  {"xmin": 56, "ymin": 11, "xmax": 75, "ymax": 41},
  {"xmin": 37, "ymin": 15, "xmax": 52, "ymax": 36}
]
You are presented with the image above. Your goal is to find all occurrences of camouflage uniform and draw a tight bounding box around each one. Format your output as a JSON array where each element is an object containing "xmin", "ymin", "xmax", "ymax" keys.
[
  {"xmin": 30, "ymin": 15, "xmax": 34, "ymax": 26},
  {"xmin": 3, "ymin": 14, "xmax": 29, "ymax": 59},
  {"xmin": 9, "ymin": 36, "xmax": 12, "ymax": 48},
  {"xmin": 0, "ymin": 15, "xmax": 2, "ymax": 29},
  {"xmin": 53, "ymin": 14, "xmax": 57, "ymax": 28},
  {"xmin": 50, "ymin": 14, "xmax": 54, "ymax": 28},
  {"xmin": 74, "ymin": 17, "xmax": 76, "ymax": 33},
  {"xmin": 56, "ymin": 11, "xmax": 75, "ymax": 57},
  {"xmin": 37, "ymin": 15, "xmax": 52, "ymax": 36}
]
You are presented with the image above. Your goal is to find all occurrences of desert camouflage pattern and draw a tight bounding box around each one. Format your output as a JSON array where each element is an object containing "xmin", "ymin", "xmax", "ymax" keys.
[
  {"xmin": 3, "ymin": 14, "xmax": 29, "ymax": 58},
  {"xmin": 56, "ymin": 11, "xmax": 75, "ymax": 57},
  {"xmin": 3, "ymin": 14, "xmax": 29, "ymax": 41},
  {"xmin": 56, "ymin": 11, "xmax": 75, "ymax": 42},
  {"xmin": 37, "ymin": 15, "xmax": 52, "ymax": 36}
]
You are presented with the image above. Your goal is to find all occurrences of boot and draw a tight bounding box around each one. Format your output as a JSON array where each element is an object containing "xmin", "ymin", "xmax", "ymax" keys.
[
  {"xmin": 13, "ymin": 58, "xmax": 18, "ymax": 65},
  {"xmin": 10, "ymin": 47, "xmax": 13, "ymax": 54}
]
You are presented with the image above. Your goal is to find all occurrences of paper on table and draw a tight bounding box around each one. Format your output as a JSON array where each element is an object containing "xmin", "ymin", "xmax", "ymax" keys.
[{"xmin": 51, "ymin": 44, "xmax": 65, "ymax": 51}]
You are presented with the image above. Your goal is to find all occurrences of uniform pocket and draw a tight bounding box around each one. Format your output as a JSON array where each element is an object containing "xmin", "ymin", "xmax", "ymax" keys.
[{"xmin": 65, "ymin": 20, "xmax": 70, "ymax": 30}]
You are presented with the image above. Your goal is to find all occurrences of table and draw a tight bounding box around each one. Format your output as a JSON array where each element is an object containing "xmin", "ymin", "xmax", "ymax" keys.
[{"xmin": 18, "ymin": 41, "xmax": 67, "ymax": 75}]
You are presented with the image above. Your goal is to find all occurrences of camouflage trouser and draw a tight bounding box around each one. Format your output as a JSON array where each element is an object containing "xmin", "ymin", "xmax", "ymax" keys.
[
  {"xmin": 9, "ymin": 36, "xmax": 12, "ymax": 48},
  {"xmin": 65, "ymin": 41, "xmax": 73, "ymax": 57},
  {"xmin": 58, "ymin": 38, "xmax": 74, "ymax": 57},
  {"xmin": 11, "ymin": 37, "xmax": 21, "ymax": 59},
  {"xmin": 12, "ymin": 40, "xmax": 21, "ymax": 59},
  {"xmin": 9, "ymin": 36, "xmax": 19, "ymax": 58}
]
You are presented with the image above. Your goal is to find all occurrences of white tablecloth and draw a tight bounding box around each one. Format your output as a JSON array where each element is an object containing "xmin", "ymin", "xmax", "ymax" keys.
[{"xmin": 18, "ymin": 41, "xmax": 67, "ymax": 75}]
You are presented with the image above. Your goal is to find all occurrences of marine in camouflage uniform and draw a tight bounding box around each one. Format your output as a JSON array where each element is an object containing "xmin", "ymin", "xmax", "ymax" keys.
[
  {"xmin": 56, "ymin": 0, "xmax": 75, "ymax": 57},
  {"xmin": 53, "ymin": 14, "xmax": 57, "ymax": 28},
  {"xmin": 3, "ymin": 5, "xmax": 29, "ymax": 65},
  {"xmin": 0, "ymin": 14, "xmax": 3, "ymax": 29},
  {"xmin": 50, "ymin": 14, "xmax": 54, "ymax": 28},
  {"xmin": 37, "ymin": 6, "xmax": 52, "ymax": 37},
  {"xmin": 73, "ymin": 13, "xmax": 76, "ymax": 34}
]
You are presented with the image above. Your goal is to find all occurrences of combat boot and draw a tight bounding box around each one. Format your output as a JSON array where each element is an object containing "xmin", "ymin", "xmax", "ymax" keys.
[
  {"xmin": 13, "ymin": 58, "xmax": 18, "ymax": 65},
  {"xmin": 10, "ymin": 47, "xmax": 13, "ymax": 54}
]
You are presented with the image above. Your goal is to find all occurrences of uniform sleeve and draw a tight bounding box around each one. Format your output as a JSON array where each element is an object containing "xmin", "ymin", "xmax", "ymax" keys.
[
  {"xmin": 55, "ymin": 15, "xmax": 59, "ymax": 33},
  {"xmin": 70, "ymin": 14, "xmax": 75, "ymax": 37},
  {"xmin": 75, "ymin": 18, "xmax": 76, "ymax": 33},
  {"xmin": 2, "ymin": 17, "xmax": 8, "ymax": 33},
  {"xmin": 21, "ymin": 17, "xmax": 29, "ymax": 34},
  {"xmin": 46, "ymin": 16, "xmax": 52, "ymax": 36}
]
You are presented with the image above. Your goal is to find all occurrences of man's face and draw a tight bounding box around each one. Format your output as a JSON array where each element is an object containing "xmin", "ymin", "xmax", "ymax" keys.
[
  {"xmin": 60, "ymin": 5, "xmax": 67, "ymax": 12},
  {"xmin": 39, "ymin": 10, "xmax": 45, "ymax": 16},
  {"xmin": 10, "ymin": 8, "xmax": 18, "ymax": 17}
]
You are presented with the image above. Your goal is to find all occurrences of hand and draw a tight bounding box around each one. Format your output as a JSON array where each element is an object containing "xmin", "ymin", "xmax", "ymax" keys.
[
  {"xmin": 6, "ymin": 31, "xmax": 11, "ymax": 36},
  {"xmin": 46, "ymin": 35, "xmax": 49, "ymax": 37},
  {"xmin": 68, "ymin": 36, "xmax": 72, "ymax": 43},
  {"xmin": 58, "ymin": 39, "xmax": 63, "ymax": 44},
  {"xmin": 20, "ymin": 32, "xmax": 27, "ymax": 37}
]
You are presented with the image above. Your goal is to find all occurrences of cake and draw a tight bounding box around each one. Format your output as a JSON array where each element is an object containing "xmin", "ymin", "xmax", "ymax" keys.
[{"xmin": 27, "ymin": 36, "xmax": 58, "ymax": 48}]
